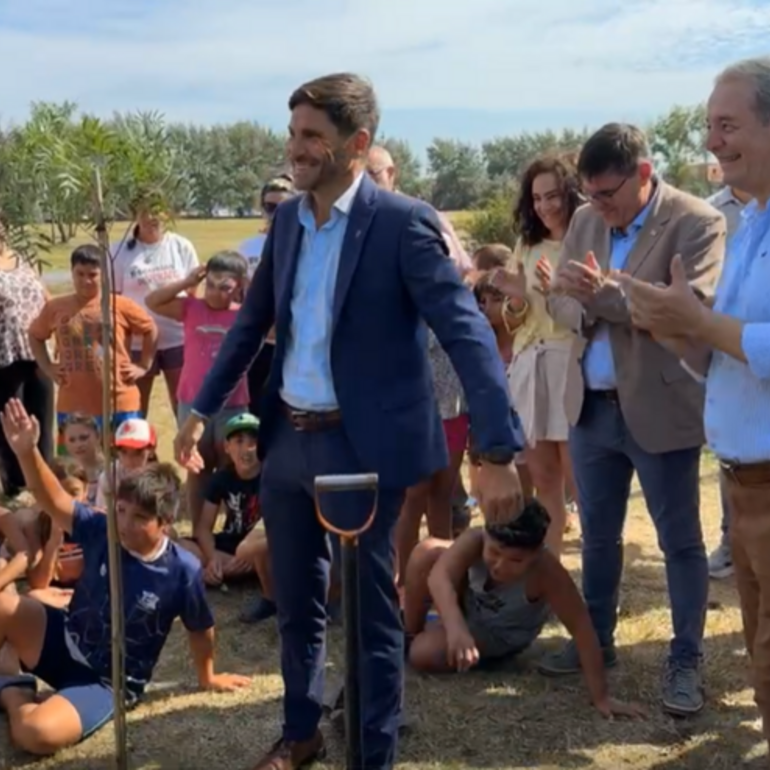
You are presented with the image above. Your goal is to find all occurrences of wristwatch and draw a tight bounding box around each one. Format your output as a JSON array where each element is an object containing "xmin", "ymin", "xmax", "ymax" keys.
[{"xmin": 469, "ymin": 446, "xmax": 516, "ymax": 467}]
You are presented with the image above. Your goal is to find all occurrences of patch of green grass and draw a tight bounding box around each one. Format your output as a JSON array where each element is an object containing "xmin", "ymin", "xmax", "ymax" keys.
[{"xmin": 39, "ymin": 219, "xmax": 269, "ymax": 273}]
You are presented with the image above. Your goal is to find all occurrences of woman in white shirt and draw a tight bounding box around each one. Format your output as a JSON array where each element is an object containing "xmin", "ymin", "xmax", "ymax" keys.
[{"xmin": 111, "ymin": 197, "xmax": 199, "ymax": 417}]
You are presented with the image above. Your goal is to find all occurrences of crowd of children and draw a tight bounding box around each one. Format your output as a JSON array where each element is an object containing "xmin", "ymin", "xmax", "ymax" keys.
[{"xmin": 0, "ymin": 213, "xmax": 644, "ymax": 760}]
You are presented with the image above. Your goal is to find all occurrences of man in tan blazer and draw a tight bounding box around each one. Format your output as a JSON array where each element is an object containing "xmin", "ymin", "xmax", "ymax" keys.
[{"xmin": 537, "ymin": 123, "xmax": 725, "ymax": 717}]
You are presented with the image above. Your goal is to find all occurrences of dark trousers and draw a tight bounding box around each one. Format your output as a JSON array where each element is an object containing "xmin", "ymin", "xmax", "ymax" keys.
[
  {"xmin": 261, "ymin": 414, "xmax": 404, "ymax": 770},
  {"xmin": 247, "ymin": 343, "xmax": 275, "ymax": 419},
  {"xmin": 0, "ymin": 360, "xmax": 53, "ymax": 493},
  {"xmin": 569, "ymin": 390, "xmax": 707, "ymax": 666}
]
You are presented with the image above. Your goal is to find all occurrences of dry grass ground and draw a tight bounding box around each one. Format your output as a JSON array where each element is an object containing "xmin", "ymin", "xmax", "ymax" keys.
[
  {"xmin": 0, "ymin": 384, "xmax": 764, "ymax": 769},
  {"xmin": 5, "ymin": 216, "xmax": 763, "ymax": 767}
]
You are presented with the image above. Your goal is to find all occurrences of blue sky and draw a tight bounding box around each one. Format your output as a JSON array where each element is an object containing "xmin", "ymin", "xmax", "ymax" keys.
[{"xmin": 1, "ymin": 0, "xmax": 770, "ymax": 157}]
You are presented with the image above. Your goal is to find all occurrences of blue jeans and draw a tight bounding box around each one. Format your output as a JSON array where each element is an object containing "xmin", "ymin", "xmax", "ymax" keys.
[
  {"xmin": 569, "ymin": 391, "xmax": 707, "ymax": 666},
  {"xmin": 260, "ymin": 413, "xmax": 404, "ymax": 770}
]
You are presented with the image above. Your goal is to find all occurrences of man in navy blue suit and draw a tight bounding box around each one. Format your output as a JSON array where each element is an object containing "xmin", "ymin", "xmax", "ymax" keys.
[{"xmin": 175, "ymin": 73, "xmax": 523, "ymax": 770}]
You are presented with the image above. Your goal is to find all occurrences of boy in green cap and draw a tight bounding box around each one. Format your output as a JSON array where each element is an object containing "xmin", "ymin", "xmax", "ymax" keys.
[{"xmin": 180, "ymin": 413, "xmax": 274, "ymax": 622}]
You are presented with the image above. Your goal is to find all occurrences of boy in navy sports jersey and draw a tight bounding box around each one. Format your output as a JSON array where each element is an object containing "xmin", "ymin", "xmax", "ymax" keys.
[{"xmin": 0, "ymin": 398, "xmax": 250, "ymax": 756}]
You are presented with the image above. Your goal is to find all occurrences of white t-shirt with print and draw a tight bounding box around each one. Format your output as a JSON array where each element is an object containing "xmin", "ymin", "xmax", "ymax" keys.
[{"xmin": 112, "ymin": 232, "xmax": 199, "ymax": 350}]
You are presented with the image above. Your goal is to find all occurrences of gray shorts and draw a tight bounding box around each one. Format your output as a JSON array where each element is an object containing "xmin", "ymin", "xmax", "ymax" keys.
[
  {"xmin": 462, "ymin": 593, "xmax": 544, "ymax": 661},
  {"xmin": 177, "ymin": 402, "xmax": 247, "ymax": 462}
]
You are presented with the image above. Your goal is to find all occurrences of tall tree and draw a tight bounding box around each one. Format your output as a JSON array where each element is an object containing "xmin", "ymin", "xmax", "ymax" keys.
[
  {"xmin": 427, "ymin": 139, "xmax": 488, "ymax": 211},
  {"xmin": 648, "ymin": 104, "xmax": 709, "ymax": 194}
]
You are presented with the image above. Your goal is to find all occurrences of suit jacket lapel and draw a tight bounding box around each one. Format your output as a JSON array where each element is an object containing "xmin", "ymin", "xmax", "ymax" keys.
[
  {"xmin": 332, "ymin": 176, "xmax": 378, "ymax": 331},
  {"xmin": 625, "ymin": 183, "xmax": 673, "ymax": 276},
  {"xmin": 275, "ymin": 203, "xmax": 304, "ymax": 336}
]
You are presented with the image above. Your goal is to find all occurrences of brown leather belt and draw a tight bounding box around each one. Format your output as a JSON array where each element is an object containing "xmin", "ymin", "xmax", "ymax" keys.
[
  {"xmin": 720, "ymin": 459, "xmax": 770, "ymax": 486},
  {"xmin": 282, "ymin": 402, "xmax": 342, "ymax": 432}
]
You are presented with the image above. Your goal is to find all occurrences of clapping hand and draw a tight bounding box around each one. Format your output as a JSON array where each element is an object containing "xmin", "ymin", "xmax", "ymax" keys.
[
  {"xmin": 0, "ymin": 399, "xmax": 40, "ymax": 457},
  {"xmin": 618, "ymin": 254, "xmax": 706, "ymax": 338},
  {"xmin": 552, "ymin": 251, "xmax": 605, "ymax": 304},
  {"xmin": 490, "ymin": 262, "xmax": 527, "ymax": 300}
]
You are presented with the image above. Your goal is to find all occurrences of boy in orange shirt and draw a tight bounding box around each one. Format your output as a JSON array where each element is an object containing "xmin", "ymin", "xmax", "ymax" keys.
[{"xmin": 28, "ymin": 245, "xmax": 157, "ymax": 444}]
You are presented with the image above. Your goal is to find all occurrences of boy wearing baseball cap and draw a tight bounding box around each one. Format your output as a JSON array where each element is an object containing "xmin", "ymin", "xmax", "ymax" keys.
[
  {"xmin": 95, "ymin": 418, "xmax": 158, "ymax": 510},
  {"xmin": 181, "ymin": 414, "xmax": 274, "ymax": 622}
]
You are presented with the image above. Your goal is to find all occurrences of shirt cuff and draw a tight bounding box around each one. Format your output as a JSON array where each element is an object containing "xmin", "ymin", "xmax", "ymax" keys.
[
  {"xmin": 679, "ymin": 359, "xmax": 707, "ymax": 384},
  {"xmin": 190, "ymin": 408, "xmax": 210, "ymax": 422},
  {"xmin": 741, "ymin": 322, "xmax": 770, "ymax": 380}
]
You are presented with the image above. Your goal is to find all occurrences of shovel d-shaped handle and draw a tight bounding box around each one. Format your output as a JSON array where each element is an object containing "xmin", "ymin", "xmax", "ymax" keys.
[{"xmin": 314, "ymin": 473, "xmax": 379, "ymax": 541}]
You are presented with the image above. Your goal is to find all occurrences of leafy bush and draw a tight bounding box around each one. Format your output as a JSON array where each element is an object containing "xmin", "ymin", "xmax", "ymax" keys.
[{"xmin": 466, "ymin": 190, "xmax": 517, "ymax": 249}]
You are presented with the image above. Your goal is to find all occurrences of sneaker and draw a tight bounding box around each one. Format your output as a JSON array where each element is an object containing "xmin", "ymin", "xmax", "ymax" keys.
[
  {"xmin": 661, "ymin": 661, "xmax": 704, "ymax": 716},
  {"xmin": 708, "ymin": 541, "xmax": 734, "ymax": 579},
  {"xmin": 238, "ymin": 597, "xmax": 277, "ymax": 625},
  {"xmin": 537, "ymin": 639, "xmax": 618, "ymax": 676}
]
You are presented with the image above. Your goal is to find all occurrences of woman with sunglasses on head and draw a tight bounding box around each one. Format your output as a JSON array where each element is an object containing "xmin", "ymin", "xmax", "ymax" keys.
[
  {"xmin": 145, "ymin": 250, "xmax": 250, "ymax": 527},
  {"xmin": 492, "ymin": 155, "xmax": 583, "ymax": 558},
  {"xmin": 238, "ymin": 174, "xmax": 296, "ymax": 417},
  {"xmin": 111, "ymin": 192, "xmax": 200, "ymax": 418}
]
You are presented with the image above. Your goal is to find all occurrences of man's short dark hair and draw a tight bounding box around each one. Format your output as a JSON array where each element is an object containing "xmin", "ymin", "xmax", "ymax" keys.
[
  {"xmin": 116, "ymin": 462, "xmax": 181, "ymax": 525},
  {"xmin": 288, "ymin": 73, "xmax": 380, "ymax": 142},
  {"xmin": 577, "ymin": 123, "xmax": 650, "ymax": 180},
  {"xmin": 70, "ymin": 244, "xmax": 102, "ymax": 270}
]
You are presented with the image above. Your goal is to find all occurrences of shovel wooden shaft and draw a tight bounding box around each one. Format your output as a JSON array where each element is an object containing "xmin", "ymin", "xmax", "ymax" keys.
[{"xmin": 314, "ymin": 473, "xmax": 379, "ymax": 770}]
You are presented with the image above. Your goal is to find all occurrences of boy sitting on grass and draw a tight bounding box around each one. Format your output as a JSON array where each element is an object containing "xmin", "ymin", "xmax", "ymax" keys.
[
  {"xmin": 403, "ymin": 499, "xmax": 644, "ymax": 719},
  {"xmin": 0, "ymin": 398, "xmax": 250, "ymax": 757},
  {"xmin": 180, "ymin": 413, "xmax": 273, "ymax": 623}
]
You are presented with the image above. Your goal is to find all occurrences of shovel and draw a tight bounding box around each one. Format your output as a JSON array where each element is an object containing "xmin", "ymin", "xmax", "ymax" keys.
[{"xmin": 314, "ymin": 472, "xmax": 379, "ymax": 770}]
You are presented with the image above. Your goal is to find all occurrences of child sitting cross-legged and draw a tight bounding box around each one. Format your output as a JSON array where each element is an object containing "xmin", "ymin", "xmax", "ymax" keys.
[
  {"xmin": 0, "ymin": 398, "xmax": 250, "ymax": 757},
  {"xmin": 180, "ymin": 413, "xmax": 274, "ymax": 624},
  {"xmin": 403, "ymin": 500, "xmax": 644, "ymax": 719}
]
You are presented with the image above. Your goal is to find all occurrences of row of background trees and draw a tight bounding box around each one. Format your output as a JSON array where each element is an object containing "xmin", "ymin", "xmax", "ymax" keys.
[{"xmin": 0, "ymin": 101, "xmax": 711, "ymax": 261}]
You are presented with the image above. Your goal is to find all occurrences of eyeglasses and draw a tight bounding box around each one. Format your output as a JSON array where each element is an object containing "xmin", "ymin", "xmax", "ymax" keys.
[
  {"xmin": 262, "ymin": 202, "xmax": 278, "ymax": 216},
  {"xmin": 367, "ymin": 167, "xmax": 389, "ymax": 179},
  {"xmin": 584, "ymin": 176, "xmax": 630, "ymax": 202},
  {"xmin": 205, "ymin": 278, "xmax": 237, "ymax": 292}
]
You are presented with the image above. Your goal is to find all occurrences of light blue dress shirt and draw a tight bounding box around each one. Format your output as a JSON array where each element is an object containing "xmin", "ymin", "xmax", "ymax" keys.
[
  {"xmin": 704, "ymin": 201, "xmax": 770, "ymax": 463},
  {"xmin": 582, "ymin": 200, "xmax": 654, "ymax": 390},
  {"xmin": 280, "ymin": 174, "xmax": 364, "ymax": 411}
]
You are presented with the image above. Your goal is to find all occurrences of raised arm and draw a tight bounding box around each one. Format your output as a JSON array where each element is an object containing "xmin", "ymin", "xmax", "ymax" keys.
[
  {"xmin": 0, "ymin": 400, "xmax": 75, "ymax": 534},
  {"xmin": 145, "ymin": 268, "xmax": 205, "ymax": 321}
]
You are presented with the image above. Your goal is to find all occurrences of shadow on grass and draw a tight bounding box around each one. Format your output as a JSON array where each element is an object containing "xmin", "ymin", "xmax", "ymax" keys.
[{"xmin": 0, "ymin": 630, "xmax": 763, "ymax": 770}]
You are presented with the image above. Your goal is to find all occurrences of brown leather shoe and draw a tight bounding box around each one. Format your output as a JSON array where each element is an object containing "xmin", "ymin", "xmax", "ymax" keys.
[{"xmin": 251, "ymin": 731, "xmax": 326, "ymax": 770}]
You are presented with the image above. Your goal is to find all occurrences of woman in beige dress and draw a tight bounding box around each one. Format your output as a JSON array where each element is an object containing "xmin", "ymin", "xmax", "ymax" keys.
[{"xmin": 498, "ymin": 156, "xmax": 582, "ymax": 556}]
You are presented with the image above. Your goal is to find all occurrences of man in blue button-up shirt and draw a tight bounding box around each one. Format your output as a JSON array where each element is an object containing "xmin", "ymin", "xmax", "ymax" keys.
[
  {"xmin": 542, "ymin": 123, "xmax": 724, "ymax": 718},
  {"xmin": 623, "ymin": 55, "xmax": 770, "ymax": 753}
]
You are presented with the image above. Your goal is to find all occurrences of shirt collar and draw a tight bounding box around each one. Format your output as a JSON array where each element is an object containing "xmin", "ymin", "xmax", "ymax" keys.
[
  {"xmin": 710, "ymin": 186, "xmax": 742, "ymax": 209},
  {"xmin": 613, "ymin": 185, "xmax": 656, "ymax": 237},
  {"xmin": 298, "ymin": 172, "xmax": 365, "ymax": 225}
]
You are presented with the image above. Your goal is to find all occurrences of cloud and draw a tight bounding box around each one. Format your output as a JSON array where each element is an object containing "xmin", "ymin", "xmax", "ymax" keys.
[{"xmin": 0, "ymin": 0, "xmax": 768, "ymax": 136}]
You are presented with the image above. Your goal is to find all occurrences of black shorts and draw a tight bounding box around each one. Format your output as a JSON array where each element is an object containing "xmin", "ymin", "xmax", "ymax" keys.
[
  {"xmin": 189, "ymin": 533, "xmax": 245, "ymax": 556},
  {"xmin": 131, "ymin": 345, "xmax": 184, "ymax": 376}
]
